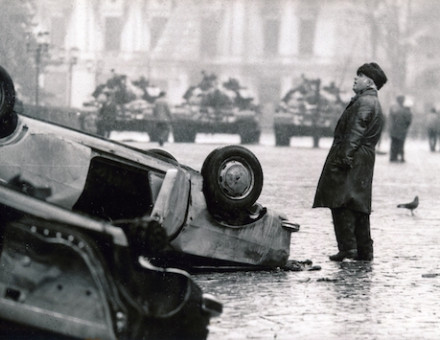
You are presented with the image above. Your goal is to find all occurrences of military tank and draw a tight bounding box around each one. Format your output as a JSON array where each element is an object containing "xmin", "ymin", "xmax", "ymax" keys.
[
  {"xmin": 81, "ymin": 72, "xmax": 168, "ymax": 142},
  {"xmin": 273, "ymin": 76, "xmax": 346, "ymax": 147},
  {"xmin": 171, "ymin": 72, "xmax": 261, "ymax": 144}
]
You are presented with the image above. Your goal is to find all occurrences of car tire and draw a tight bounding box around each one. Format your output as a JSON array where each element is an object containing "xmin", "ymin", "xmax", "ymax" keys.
[
  {"xmin": 0, "ymin": 65, "xmax": 16, "ymax": 120},
  {"xmin": 201, "ymin": 145, "xmax": 263, "ymax": 215}
]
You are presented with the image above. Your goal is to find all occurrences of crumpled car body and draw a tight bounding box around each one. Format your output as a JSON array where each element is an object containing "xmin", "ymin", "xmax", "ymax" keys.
[
  {"xmin": 0, "ymin": 182, "xmax": 221, "ymax": 339},
  {"xmin": 0, "ymin": 113, "xmax": 297, "ymax": 270},
  {"xmin": 0, "ymin": 115, "xmax": 300, "ymax": 267},
  {"xmin": 0, "ymin": 62, "xmax": 296, "ymax": 271}
]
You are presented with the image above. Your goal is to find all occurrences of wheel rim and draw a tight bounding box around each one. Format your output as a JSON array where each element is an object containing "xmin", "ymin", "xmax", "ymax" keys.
[{"xmin": 218, "ymin": 159, "xmax": 254, "ymax": 199}]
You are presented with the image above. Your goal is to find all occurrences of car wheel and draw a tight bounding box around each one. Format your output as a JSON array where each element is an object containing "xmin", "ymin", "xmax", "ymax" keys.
[
  {"xmin": 0, "ymin": 65, "xmax": 16, "ymax": 120},
  {"xmin": 148, "ymin": 148, "xmax": 177, "ymax": 162},
  {"xmin": 201, "ymin": 145, "xmax": 263, "ymax": 215}
]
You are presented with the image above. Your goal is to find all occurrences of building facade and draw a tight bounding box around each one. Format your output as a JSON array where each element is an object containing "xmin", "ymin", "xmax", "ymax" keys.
[{"xmin": 35, "ymin": 0, "xmax": 388, "ymax": 116}]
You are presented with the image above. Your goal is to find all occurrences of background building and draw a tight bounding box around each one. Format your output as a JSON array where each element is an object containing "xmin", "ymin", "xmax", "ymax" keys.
[{"xmin": 7, "ymin": 0, "xmax": 440, "ymax": 133}]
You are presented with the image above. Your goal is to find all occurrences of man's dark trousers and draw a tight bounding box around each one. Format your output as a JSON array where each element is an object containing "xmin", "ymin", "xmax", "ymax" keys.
[
  {"xmin": 390, "ymin": 137, "xmax": 405, "ymax": 161},
  {"xmin": 331, "ymin": 207, "xmax": 373, "ymax": 260}
]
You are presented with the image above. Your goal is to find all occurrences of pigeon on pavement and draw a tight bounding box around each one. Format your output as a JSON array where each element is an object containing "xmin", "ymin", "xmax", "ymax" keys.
[{"xmin": 397, "ymin": 196, "xmax": 419, "ymax": 216}]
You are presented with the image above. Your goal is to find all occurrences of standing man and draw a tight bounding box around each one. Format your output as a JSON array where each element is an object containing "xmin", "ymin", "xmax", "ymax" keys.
[
  {"xmin": 153, "ymin": 91, "xmax": 172, "ymax": 146},
  {"xmin": 313, "ymin": 62, "xmax": 387, "ymax": 262},
  {"xmin": 427, "ymin": 107, "xmax": 439, "ymax": 152},
  {"xmin": 389, "ymin": 95, "xmax": 412, "ymax": 162},
  {"xmin": 97, "ymin": 91, "xmax": 117, "ymax": 138}
]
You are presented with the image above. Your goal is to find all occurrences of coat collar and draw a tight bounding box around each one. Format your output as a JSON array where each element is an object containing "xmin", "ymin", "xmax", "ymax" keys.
[
  {"xmin": 347, "ymin": 88, "xmax": 378, "ymax": 107},
  {"xmin": 352, "ymin": 88, "xmax": 377, "ymax": 101}
]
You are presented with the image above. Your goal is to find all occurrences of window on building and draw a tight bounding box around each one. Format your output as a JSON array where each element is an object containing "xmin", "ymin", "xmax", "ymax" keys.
[
  {"xmin": 150, "ymin": 16, "xmax": 168, "ymax": 49},
  {"xmin": 105, "ymin": 17, "xmax": 123, "ymax": 51},
  {"xmin": 299, "ymin": 18, "xmax": 316, "ymax": 56},
  {"xmin": 50, "ymin": 17, "xmax": 66, "ymax": 47},
  {"xmin": 200, "ymin": 16, "xmax": 219, "ymax": 58},
  {"xmin": 263, "ymin": 19, "xmax": 280, "ymax": 56}
]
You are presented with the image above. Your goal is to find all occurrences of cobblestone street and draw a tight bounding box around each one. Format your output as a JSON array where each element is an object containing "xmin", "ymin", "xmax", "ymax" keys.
[{"xmin": 127, "ymin": 134, "xmax": 440, "ymax": 340}]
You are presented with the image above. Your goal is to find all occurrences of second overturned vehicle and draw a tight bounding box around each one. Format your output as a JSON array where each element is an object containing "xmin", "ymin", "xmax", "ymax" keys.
[
  {"xmin": 0, "ymin": 66, "xmax": 298, "ymax": 271},
  {"xmin": 0, "ymin": 180, "xmax": 221, "ymax": 339}
]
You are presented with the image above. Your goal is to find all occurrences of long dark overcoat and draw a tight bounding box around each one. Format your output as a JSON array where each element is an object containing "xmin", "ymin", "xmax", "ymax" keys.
[{"xmin": 313, "ymin": 88, "xmax": 384, "ymax": 214}]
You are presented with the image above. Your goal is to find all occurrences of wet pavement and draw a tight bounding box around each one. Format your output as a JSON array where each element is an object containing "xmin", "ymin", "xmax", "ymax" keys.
[{"xmin": 125, "ymin": 134, "xmax": 440, "ymax": 340}]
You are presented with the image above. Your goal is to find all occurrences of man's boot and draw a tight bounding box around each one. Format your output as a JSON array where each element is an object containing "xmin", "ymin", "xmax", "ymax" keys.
[{"xmin": 329, "ymin": 249, "xmax": 358, "ymax": 262}]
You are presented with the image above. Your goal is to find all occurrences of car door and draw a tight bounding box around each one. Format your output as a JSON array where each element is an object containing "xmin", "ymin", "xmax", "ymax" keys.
[{"xmin": 150, "ymin": 168, "xmax": 190, "ymax": 239}]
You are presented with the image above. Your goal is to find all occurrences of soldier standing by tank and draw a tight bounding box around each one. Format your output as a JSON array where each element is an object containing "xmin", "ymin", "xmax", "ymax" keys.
[
  {"xmin": 389, "ymin": 95, "xmax": 412, "ymax": 162},
  {"xmin": 97, "ymin": 91, "xmax": 117, "ymax": 138},
  {"xmin": 153, "ymin": 91, "xmax": 172, "ymax": 146},
  {"xmin": 427, "ymin": 107, "xmax": 439, "ymax": 152},
  {"xmin": 313, "ymin": 62, "xmax": 387, "ymax": 262}
]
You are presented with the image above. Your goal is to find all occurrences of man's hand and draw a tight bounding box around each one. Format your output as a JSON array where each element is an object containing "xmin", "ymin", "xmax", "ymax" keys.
[{"xmin": 332, "ymin": 157, "xmax": 353, "ymax": 170}]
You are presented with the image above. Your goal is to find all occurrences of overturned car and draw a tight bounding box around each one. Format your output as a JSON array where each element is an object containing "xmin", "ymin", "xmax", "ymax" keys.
[
  {"xmin": 0, "ymin": 66, "xmax": 298, "ymax": 271},
  {"xmin": 0, "ymin": 180, "xmax": 221, "ymax": 339}
]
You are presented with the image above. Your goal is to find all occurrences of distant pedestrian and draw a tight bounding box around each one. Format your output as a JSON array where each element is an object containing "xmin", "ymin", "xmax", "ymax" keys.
[
  {"xmin": 313, "ymin": 62, "xmax": 387, "ymax": 262},
  {"xmin": 427, "ymin": 107, "xmax": 439, "ymax": 152},
  {"xmin": 153, "ymin": 91, "xmax": 172, "ymax": 146},
  {"xmin": 389, "ymin": 95, "xmax": 412, "ymax": 162}
]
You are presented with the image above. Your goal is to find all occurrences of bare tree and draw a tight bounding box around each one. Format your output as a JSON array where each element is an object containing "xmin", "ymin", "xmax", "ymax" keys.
[{"xmin": 359, "ymin": 0, "xmax": 440, "ymax": 94}]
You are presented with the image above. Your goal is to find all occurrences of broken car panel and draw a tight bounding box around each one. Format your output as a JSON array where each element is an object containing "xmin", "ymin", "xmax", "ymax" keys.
[{"xmin": 0, "ymin": 181, "xmax": 221, "ymax": 339}]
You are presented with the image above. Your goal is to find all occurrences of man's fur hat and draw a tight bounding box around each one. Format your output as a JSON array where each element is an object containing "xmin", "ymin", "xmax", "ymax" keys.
[{"xmin": 357, "ymin": 62, "xmax": 387, "ymax": 90}]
